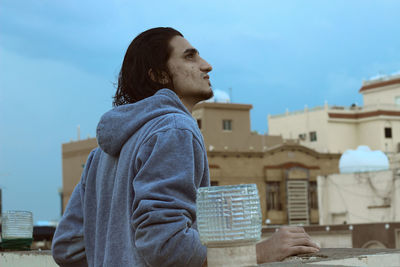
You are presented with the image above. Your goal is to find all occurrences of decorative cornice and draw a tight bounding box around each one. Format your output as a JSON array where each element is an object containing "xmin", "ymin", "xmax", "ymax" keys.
[
  {"xmin": 207, "ymin": 143, "xmax": 340, "ymax": 158},
  {"xmin": 359, "ymin": 77, "xmax": 400, "ymax": 92},
  {"xmin": 193, "ymin": 102, "xmax": 252, "ymax": 111},
  {"xmin": 328, "ymin": 110, "xmax": 400, "ymax": 119},
  {"xmin": 264, "ymin": 162, "xmax": 320, "ymax": 170},
  {"xmin": 265, "ymin": 144, "xmax": 341, "ymax": 158},
  {"xmin": 209, "ymin": 164, "xmax": 220, "ymax": 169}
]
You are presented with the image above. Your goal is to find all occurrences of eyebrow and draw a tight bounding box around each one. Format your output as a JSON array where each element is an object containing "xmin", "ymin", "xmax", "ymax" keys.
[{"xmin": 183, "ymin": 48, "xmax": 199, "ymax": 55}]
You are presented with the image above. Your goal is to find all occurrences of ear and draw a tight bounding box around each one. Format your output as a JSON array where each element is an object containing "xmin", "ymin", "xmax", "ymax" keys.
[
  {"xmin": 148, "ymin": 68, "xmax": 156, "ymax": 82},
  {"xmin": 148, "ymin": 69, "xmax": 170, "ymax": 85}
]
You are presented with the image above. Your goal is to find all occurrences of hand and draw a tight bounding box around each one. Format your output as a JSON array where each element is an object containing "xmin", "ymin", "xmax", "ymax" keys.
[
  {"xmin": 256, "ymin": 226, "xmax": 320, "ymax": 263},
  {"xmin": 202, "ymin": 257, "xmax": 207, "ymax": 267}
]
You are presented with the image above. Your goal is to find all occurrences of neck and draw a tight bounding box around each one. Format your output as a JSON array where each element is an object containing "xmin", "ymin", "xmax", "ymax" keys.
[{"xmin": 179, "ymin": 96, "xmax": 197, "ymax": 113}]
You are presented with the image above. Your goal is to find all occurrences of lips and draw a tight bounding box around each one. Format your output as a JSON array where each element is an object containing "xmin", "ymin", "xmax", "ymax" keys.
[{"xmin": 202, "ymin": 75, "xmax": 211, "ymax": 86}]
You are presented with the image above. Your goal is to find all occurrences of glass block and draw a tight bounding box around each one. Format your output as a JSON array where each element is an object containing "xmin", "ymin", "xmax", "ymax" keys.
[
  {"xmin": 196, "ymin": 184, "xmax": 262, "ymax": 246},
  {"xmin": 2, "ymin": 211, "xmax": 33, "ymax": 239}
]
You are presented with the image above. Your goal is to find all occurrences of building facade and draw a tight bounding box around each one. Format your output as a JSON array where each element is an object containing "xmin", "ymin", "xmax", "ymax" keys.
[
  {"xmin": 61, "ymin": 101, "xmax": 340, "ymax": 225},
  {"xmin": 61, "ymin": 138, "xmax": 97, "ymax": 213},
  {"xmin": 317, "ymin": 170, "xmax": 400, "ymax": 225},
  {"xmin": 268, "ymin": 74, "xmax": 400, "ymax": 154}
]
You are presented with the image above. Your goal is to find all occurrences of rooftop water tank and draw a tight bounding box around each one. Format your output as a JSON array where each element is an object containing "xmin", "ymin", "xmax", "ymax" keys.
[
  {"xmin": 206, "ymin": 89, "xmax": 230, "ymax": 103},
  {"xmin": 339, "ymin": 145, "xmax": 389, "ymax": 173}
]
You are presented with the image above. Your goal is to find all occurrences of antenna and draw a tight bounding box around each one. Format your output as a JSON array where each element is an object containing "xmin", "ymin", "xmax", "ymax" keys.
[
  {"xmin": 77, "ymin": 125, "xmax": 81, "ymax": 141},
  {"xmin": 228, "ymin": 87, "xmax": 232, "ymax": 103}
]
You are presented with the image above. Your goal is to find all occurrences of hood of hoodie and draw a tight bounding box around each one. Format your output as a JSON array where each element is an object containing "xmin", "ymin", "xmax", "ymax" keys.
[{"xmin": 96, "ymin": 89, "xmax": 192, "ymax": 156}]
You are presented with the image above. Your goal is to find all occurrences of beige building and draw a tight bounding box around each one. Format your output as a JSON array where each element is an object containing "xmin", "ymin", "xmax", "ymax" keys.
[
  {"xmin": 317, "ymin": 169, "xmax": 400, "ymax": 225},
  {"xmin": 268, "ymin": 74, "xmax": 400, "ymax": 154},
  {"xmin": 192, "ymin": 102, "xmax": 283, "ymax": 152},
  {"xmin": 192, "ymin": 102, "xmax": 340, "ymax": 225},
  {"xmin": 61, "ymin": 138, "xmax": 97, "ymax": 213},
  {"xmin": 61, "ymin": 101, "xmax": 340, "ymax": 225}
]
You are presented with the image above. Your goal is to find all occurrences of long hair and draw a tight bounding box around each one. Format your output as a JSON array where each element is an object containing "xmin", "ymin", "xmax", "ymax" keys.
[{"xmin": 113, "ymin": 27, "xmax": 183, "ymax": 106}]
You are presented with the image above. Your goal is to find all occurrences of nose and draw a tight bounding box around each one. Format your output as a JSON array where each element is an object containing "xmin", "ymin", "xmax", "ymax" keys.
[{"xmin": 200, "ymin": 57, "xmax": 212, "ymax": 72}]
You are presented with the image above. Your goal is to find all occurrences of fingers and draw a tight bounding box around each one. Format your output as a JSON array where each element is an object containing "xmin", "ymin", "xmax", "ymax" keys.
[
  {"xmin": 276, "ymin": 229, "xmax": 312, "ymax": 242},
  {"xmin": 288, "ymin": 245, "xmax": 320, "ymax": 256},
  {"xmin": 290, "ymin": 237, "xmax": 320, "ymax": 249},
  {"xmin": 278, "ymin": 226, "xmax": 306, "ymax": 234},
  {"xmin": 290, "ymin": 233, "xmax": 312, "ymax": 240},
  {"xmin": 277, "ymin": 227, "xmax": 318, "ymax": 244},
  {"xmin": 256, "ymin": 228, "xmax": 321, "ymax": 264},
  {"xmin": 276, "ymin": 227, "xmax": 320, "ymax": 250},
  {"xmin": 287, "ymin": 232, "xmax": 320, "ymax": 249}
]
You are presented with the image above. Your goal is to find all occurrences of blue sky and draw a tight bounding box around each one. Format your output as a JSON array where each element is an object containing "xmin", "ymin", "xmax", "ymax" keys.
[{"xmin": 1, "ymin": 1, "xmax": 400, "ymax": 222}]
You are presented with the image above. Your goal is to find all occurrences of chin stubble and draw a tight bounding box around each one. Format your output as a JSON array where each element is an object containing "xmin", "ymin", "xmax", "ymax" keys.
[{"xmin": 200, "ymin": 88, "xmax": 214, "ymax": 101}]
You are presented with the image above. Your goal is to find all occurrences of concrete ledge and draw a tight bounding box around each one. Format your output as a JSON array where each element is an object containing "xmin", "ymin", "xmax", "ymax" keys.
[
  {"xmin": 0, "ymin": 250, "xmax": 57, "ymax": 267},
  {"xmin": 1, "ymin": 248, "xmax": 400, "ymax": 267},
  {"xmin": 259, "ymin": 248, "xmax": 400, "ymax": 267}
]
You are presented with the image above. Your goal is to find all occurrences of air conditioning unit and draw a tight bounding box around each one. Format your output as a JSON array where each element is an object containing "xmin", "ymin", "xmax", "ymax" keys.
[{"xmin": 298, "ymin": 133, "xmax": 307, "ymax": 141}]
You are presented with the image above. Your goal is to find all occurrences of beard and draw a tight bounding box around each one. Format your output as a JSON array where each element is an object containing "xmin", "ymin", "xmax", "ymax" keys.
[
  {"xmin": 198, "ymin": 86, "xmax": 214, "ymax": 101},
  {"xmin": 179, "ymin": 85, "xmax": 214, "ymax": 104},
  {"xmin": 191, "ymin": 88, "xmax": 213, "ymax": 104}
]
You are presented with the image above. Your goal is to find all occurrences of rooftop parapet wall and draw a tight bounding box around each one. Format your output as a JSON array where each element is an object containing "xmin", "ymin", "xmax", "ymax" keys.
[
  {"xmin": 269, "ymin": 105, "xmax": 327, "ymax": 119},
  {"xmin": 269, "ymin": 103, "xmax": 400, "ymax": 120},
  {"xmin": 2, "ymin": 249, "xmax": 400, "ymax": 267},
  {"xmin": 360, "ymin": 73, "xmax": 400, "ymax": 93},
  {"xmin": 260, "ymin": 248, "xmax": 400, "ymax": 267}
]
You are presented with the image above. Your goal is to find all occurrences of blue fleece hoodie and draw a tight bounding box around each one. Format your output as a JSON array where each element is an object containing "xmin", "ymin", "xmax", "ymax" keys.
[{"xmin": 52, "ymin": 89, "xmax": 209, "ymax": 267}]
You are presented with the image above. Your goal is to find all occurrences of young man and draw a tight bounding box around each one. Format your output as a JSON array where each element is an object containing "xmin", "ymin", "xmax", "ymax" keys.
[{"xmin": 52, "ymin": 27, "xmax": 319, "ymax": 267}]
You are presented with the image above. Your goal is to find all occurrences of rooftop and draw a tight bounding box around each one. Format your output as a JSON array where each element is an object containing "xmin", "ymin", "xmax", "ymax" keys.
[
  {"xmin": 3, "ymin": 248, "xmax": 400, "ymax": 267},
  {"xmin": 269, "ymin": 103, "xmax": 400, "ymax": 119},
  {"xmin": 360, "ymin": 73, "xmax": 400, "ymax": 92}
]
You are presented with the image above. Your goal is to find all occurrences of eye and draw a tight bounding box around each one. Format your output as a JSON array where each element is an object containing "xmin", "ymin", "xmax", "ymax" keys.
[{"xmin": 185, "ymin": 53, "xmax": 195, "ymax": 60}]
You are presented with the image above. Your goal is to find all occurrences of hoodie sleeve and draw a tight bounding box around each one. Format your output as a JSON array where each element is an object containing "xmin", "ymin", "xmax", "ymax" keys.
[
  {"xmin": 132, "ymin": 128, "xmax": 207, "ymax": 267},
  {"xmin": 52, "ymin": 150, "xmax": 95, "ymax": 267}
]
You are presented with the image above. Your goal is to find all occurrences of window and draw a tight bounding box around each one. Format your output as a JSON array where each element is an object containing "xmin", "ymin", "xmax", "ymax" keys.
[
  {"xmin": 210, "ymin": 181, "xmax": 219, "ymax": 186},
  {"xmin": 197, "ymin": 119, "xmax": 202, "ymax": 129},
  {"xmin": 309, "ymin": 131, "xmax": 317, "ymax": 142},
  {"xmin": 309, "ymin": 181, "xmax": 318, "ymax": 209},
  {"xmin": 266, "ymin": 182, "xmax": 282, "ymax": 210},
  {"xmin": 385, "ymin": 127, "xmax": 392, "ymax": 138},
  {"xmin": 222, "ymin": 120, "xmax": 232, "ymax": 131},
  {"xmin": 396, "ymin": 96, "xmax": 400, "ymax": 106}
]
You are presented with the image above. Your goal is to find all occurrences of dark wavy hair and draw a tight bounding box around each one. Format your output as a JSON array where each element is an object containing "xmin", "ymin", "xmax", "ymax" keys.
[{"xmin": 113, "ymin": 27, "xmax": 183, "ymax": 106}]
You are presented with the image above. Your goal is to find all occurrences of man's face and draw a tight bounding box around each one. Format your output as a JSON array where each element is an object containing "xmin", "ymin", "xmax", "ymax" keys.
[{"xmin": 167, "ymin": 36, "xmax": 213, "ymax": 104}]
